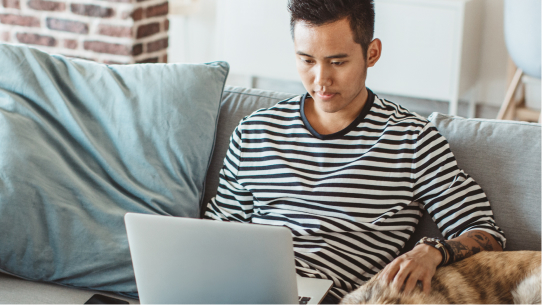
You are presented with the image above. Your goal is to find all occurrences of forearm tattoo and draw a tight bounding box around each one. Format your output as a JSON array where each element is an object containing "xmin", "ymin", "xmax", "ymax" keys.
[
  {"xmin": 447, "ymin": 240, "xmax": 473, "ymax": 261},
  {"xmin": 466, "ymin": 231, "xmax": 494, "ymax": 251},
  {"xmin": 447, "ymin": 231, "xmax": 494, "ymax": 262}
]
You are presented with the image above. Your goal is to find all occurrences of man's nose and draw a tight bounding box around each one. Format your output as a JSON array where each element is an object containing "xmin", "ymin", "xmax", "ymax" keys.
[{"xmin": 314, "ymin": 65, "xmax": 332, "ymax": 88}]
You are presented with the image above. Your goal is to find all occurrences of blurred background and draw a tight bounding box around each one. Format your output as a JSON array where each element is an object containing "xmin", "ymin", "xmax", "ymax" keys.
[{"xmin": 1, "ymin": 0, "xmax": 540, "ymax": 119}]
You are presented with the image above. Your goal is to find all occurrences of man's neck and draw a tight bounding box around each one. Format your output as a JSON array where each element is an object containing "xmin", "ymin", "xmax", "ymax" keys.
[{"xmin": 304, "ymin": 88, "xmax": 368, "ymax": 135}]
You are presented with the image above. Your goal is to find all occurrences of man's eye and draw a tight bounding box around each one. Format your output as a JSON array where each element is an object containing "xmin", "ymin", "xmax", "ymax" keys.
[
  {"xmin": 303, "ymin": 59, "xmax": 314, "ymax": 64},
  {"xmin": 332, "ymin": 61, "xmax": 345, "ymax": 66}
]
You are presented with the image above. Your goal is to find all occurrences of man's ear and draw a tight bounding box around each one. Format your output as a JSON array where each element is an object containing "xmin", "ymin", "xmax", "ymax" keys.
[{"xmin": 366, "ymin": 38, "xmax": 382, "ymax": 67}]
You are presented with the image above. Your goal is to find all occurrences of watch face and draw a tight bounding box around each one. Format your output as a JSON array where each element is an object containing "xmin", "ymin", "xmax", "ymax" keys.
[
  {"xmin": 427, "ymin": 237, "xmax": 441, "ymax": 243},
  {"xmin": 419, "ymin": 237, "xmax": 444, "ymax": 247},
  {"xmin": 416, "ymin": 237, "xmax": 444, "ymax": 248}
]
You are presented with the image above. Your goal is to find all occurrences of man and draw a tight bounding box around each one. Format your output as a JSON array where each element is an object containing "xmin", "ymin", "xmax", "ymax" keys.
[{"xmin": 205, "ymin": 0, "xmax": 506, "ymax": 303}]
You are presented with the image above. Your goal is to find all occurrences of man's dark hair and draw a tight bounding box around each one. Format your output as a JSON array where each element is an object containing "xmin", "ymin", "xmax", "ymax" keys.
[{"xmin": 288, "ymin": 0, "xmax": 375, "ymax": 58}]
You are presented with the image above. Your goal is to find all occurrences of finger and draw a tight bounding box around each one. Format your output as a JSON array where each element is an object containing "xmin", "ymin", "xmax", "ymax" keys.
[
  {"xmin": 380, "ymin": 260, "xmax": 402, "ymax": 285},
  {"xmin": 391, "ymin": 265, "xmax": 412, "ymax": 291},
  {"xmin": 376, "ymin": 268, "xmax": 386, "ymax": 280},
  {"xmin": 422, "ymin": 275, "xmax": 432, "ymax": 294},
  {"xmin": 402, "ymin": 271, "xmax": 422, "ymax": 295}
]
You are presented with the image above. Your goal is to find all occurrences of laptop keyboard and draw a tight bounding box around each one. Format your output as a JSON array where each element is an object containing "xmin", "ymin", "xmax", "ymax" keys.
[{"xmin": 298, "ymin": 296, "xmax": 311, "ymax": 304}]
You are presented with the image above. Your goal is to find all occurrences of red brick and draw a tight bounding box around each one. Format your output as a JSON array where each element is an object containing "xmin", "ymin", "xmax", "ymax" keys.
[
  {"xmin": 64, "ymin": 39, "xmax": 77, "ymax": 49},
  {"xmin": 146, "ymin": 37, "xmax": 167, "ymax": 52},
  {"xmin": 146, "ymin": 2, "xmax": 168, "ymax": 18},
  {"xmin": 84, "ymin": 40, "xmax": 131, "ymax": 55},
  {"xmin": 136, "ymin": 57, "xmax": 159, "ymax": 64},
  {"xmin": 164, "ymin": 19, "xmax": 169, "ymax": 31},
  {"xmin": 27, "ymin": 0, "xmax": 65, "ymax": 11},
  {"xmin": 0, "ymin": 14, "xmax": 40, "ymax": 27},
  {"xmin": 16, "ymin": 32, "xmax": 56, "ymax": 46},
  {"xmin": 71, "ymin": 3, "xmax": 114, "ymax": 18},
  {"xmin": 131, "ymin": 7, "xmax": 143, "ymax": 21},
  {"xmin": 47, "ymin": 18, "xmax": 88, "ymax": 34},
  {"xmin": 1, "ymin": 31, "xmax": 10, "ymax": 42},
  {"xmin": 132, "ymin": 43, "xmax": 142, "ymax": 56},
  {"xmin": 161, "ymin": 54, "xmax": 167, "ymax": 63},
  {"xmin": 98, "ymin": 24, "xmax": 132, "ymax": 38},
  {"xmin": 2, "ymin": 0, "xmax": 20, "ymax": 9},
  {"xmin": 136, "ymin": 22, "xmax": 159, "ymax": 38}
]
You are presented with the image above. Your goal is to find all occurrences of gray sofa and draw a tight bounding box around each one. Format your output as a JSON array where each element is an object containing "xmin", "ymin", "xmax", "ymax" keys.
[{"xmin": 1, "ymin": 85, "xmax": 539, "ymax": 303}]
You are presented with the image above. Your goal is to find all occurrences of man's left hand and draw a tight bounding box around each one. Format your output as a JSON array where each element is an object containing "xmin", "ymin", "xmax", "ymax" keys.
[{"xmin": 377, "ymin": 244, "xmax": 441, "ymax": 295}]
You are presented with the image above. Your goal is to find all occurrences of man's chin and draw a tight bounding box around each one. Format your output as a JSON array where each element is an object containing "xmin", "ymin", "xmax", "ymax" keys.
[{"xmin": 313, "ymin": 100, "xmax": 344, "ymax": 114}]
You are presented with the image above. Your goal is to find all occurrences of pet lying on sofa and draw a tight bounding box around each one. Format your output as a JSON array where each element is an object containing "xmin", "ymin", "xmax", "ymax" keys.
[{"xmin": 340, "ymin": 251, "xmax": 541, "ymax": 304}]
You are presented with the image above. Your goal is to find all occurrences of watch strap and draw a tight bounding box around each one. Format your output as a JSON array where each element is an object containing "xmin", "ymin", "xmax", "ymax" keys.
[{"xmin": 415, "ymin": 237, "xmax": 450, "ymax": 267}]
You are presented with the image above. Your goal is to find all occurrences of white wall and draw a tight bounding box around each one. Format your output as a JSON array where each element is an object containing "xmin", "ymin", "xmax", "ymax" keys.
[
  {"xmin": 215, "ymin": 0, "xmax": 298, "ymax": 82},
  {"xmin": 476, "ymin": 0, "xmax": 508, "ymax": 107},
  {"xmin": 168, "ymin": 0, "xmax": 219, "ymax": 64},
  {"xmin": 168, "ymin": 0, "xmax": 510, "ymax": 107}
]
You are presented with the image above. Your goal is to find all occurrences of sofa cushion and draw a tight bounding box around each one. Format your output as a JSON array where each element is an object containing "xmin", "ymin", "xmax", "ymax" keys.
[
  {"xmin": 0, "ymin": 43, "xmax": 228, "ymax": 296},
  {"xmin": 0, "ymin": 272, "xmax": 136, "ymax": 304},
  {"xmin": 202, "ymin": 86, "xmax": 297, "ymax": 213},
  {"xmin": 404, "ymin": 113, "xmax": 541, "ymax": 252}
]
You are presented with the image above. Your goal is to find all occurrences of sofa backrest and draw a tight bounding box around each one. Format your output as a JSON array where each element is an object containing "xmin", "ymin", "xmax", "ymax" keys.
[
  {"xmin": 203, "ymin": 86, "xmax": 541, "ymax": 252},
  {"xmin": 202, "ymin": 86, "xmax": 297, "ymax": 210},
  {"xmin": 420, "ymin": 113, "xmax": 541, "ymax": 252}
]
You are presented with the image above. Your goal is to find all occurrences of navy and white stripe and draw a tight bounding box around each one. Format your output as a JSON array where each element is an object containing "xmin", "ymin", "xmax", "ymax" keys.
[{"xmin": 205, "ymin": 90, "xmax": 506, "ymax": 299}]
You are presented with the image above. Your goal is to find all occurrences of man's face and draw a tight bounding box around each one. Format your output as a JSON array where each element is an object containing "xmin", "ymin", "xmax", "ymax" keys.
[{"xmin": 294, "ymin": 18, "xmax": 371, "ymax": 114}]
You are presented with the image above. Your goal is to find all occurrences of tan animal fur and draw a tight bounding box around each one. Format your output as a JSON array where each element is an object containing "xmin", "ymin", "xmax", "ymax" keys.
[{"xmin": 340, "ymin": 251, "xmax": 541, "ymax": 304}]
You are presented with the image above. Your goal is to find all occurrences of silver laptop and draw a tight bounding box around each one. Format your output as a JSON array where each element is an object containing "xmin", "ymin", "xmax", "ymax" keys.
[{"xmin": 125, "ymin": 213, "xmax": 333, "ymax": 304}]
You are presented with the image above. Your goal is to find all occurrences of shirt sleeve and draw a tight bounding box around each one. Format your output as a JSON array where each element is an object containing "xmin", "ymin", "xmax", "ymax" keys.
[
  {"xmin": 204, "ymin": 122, "xmax": 254, "ymax": 223},
  {"xmin": 412, "ymin": 122, "xmax": 506, "ymax": 248}
]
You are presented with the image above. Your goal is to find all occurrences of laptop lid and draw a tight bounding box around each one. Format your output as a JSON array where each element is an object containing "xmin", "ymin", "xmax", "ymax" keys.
[{"xmin": 125, "ymin": 213, "xmax": 300, "ymax": 304}]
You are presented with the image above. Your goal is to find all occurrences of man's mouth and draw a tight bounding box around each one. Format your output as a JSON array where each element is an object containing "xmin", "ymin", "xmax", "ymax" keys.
[{"xmin": 315, "ymin": 91, "xmax": 336, "ymax": 100}]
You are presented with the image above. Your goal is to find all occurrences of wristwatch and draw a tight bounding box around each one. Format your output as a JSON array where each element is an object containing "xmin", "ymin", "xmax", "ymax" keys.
[{"xmin": 415, "ymin": 237, "xmax": 452, "ymax": 267}]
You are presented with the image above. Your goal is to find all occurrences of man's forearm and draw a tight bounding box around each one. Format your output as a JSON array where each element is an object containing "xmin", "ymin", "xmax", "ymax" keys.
[{"xmin": 446, "ymin": 230, "xmax": 503, "ymax": 262}]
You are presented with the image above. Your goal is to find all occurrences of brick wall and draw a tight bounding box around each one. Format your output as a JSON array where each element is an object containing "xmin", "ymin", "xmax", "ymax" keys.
[{"xmin": 0, "ymin": 0, "xmax": 169, "ymax": 64}]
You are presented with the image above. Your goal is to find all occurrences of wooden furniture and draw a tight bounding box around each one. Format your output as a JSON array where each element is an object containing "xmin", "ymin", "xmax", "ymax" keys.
[
  {"xmin": 497, "ymin": 0, "xmax": 541, "ymax": 122},
  {"xmin": 497, "ymin": 61, "xmax": 541, "ymax": 122}
]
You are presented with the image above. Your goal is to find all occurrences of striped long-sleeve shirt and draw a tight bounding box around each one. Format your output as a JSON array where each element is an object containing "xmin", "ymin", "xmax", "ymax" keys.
[{"xmin": 204, "ymin": 89, "xmax": 506, "ymax": 300}]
